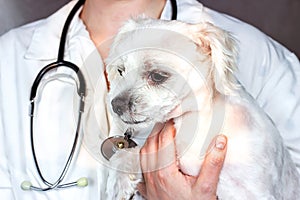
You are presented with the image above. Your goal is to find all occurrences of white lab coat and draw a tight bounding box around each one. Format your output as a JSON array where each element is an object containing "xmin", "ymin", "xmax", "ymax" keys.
[{"xmin": 0, "ymin": 0, "xmax": 299, "ymax": 199}]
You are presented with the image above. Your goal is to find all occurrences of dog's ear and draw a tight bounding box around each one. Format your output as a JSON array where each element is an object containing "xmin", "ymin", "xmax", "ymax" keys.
[{"xmin": 190, "ymin": 22, "xmax": 238, "ymax": 95}]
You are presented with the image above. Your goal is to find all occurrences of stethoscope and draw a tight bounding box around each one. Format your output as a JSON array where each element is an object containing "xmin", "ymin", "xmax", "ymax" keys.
[{"xmin": 20, "ymin": 0, "xmax": 177, "ymax": 192}]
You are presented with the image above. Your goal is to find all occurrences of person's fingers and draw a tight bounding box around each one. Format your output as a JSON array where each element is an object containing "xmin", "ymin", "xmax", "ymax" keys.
[
  {"xmin": 139, "ymin": 121, "xmax": 179, "ymax": 199},
  {"xmin": 140, "ymin": 122, "xmax": 164, "ymax": 172},
  {"xmin": 141, "ymin": 121, "xmax": 177, "ymax": 173},
  {"xmin": 194, "ymin": 134, "xmax": 227, "ymax": 196},
  {"xmin": 137, "ymin": 183, "xmax": 147, "ymax": 199},
  {"xmin": 157, "ymin": 120, "xmax": 176, "ymax": 147},
  {"xmin": 157, "ymin": 120, "xmax": 177, "ymax": 169},
  {"xmin": 149, "ymin": 122, "xmax": 165, "ymax": 137},
  {"xmin": 141, "ymin": 122, "xmax": 164, "ymax": 154}
]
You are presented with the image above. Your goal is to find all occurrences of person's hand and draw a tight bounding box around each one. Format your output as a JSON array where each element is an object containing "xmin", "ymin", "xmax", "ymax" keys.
[{"xmin": 138, "ymin": 120, "xmax": 227, "ymax": 200}]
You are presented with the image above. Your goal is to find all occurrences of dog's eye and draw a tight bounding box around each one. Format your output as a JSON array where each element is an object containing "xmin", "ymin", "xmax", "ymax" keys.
[
  {"xmin": 149, "ymin": 71, "xmax": 169, "ymax": 84},
  {"xmin": 117, "ymin": 69, "xmax": 123, "ymax": 76}
]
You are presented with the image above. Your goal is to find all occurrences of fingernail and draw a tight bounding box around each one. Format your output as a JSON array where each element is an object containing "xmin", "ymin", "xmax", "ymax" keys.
[
  {"xmin": 164, "ymin": 120, "xmax": 176, "ymax": 137},
  {"xmin": 215, "ymin": 135, "xmax": 227, "ymax": 150}
]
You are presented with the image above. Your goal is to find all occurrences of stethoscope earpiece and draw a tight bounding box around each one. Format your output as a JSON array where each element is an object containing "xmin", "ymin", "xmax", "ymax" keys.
[
  {"xmin": 21, "ymin": 181, "xmax": 32, "ymax": 191},
  {"xmin": 76, "ymin": 177, "xmax": 89, "ymax": 187},
  {"xmin": 21, "ymin": 177, "xmax": 88, "ymax": 191}
]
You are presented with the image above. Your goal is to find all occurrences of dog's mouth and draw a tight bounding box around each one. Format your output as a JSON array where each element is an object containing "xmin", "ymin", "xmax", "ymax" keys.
[
  {"xmin": 121, "ymin": 118, "xmax": 148, "ymax": 125},
  {"xmin": 119, "ymin": 112, "xmax": 150, "ymax": 125}
]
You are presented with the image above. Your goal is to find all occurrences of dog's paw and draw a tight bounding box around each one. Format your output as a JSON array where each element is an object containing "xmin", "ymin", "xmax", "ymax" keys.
[{"xmin": 105, "ymin": 147, "xmax": 143, "ymax": 200}]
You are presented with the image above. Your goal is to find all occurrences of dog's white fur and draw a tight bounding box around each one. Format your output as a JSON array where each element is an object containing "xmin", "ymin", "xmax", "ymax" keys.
[{"xmin": 104, "ymin": 18, "xmax": 300, "ymax": 199}]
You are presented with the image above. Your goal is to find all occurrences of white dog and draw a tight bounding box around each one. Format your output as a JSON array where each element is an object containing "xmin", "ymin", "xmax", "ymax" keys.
[{"xmin": 104, "ymin": 18, "xmax": 300, "ymax": 199}]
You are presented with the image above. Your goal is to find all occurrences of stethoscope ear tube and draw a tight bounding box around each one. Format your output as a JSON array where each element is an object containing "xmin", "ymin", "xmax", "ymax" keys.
[
  {"xmin": 29, "ymin": 60, "xmax": 86, "ymax": 116},
  {"xmin": 30, "ymin": 60, "xmax": 86, "ymax": 101}
]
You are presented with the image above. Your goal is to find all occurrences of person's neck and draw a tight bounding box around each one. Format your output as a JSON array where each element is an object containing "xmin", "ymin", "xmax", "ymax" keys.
[{"xmin": 80, "ymin": 0, "xmax": 166, "ymax": 47}]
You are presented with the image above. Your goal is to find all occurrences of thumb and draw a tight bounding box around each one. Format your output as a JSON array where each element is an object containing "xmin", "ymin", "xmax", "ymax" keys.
[{"xmin": 194, "ymin": 134, "xmax": 227, "ymax": 195}]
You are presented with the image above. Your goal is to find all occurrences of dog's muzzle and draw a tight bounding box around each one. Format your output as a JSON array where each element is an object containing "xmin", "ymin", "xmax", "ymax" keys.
[{"xmin": 111, "ymin": 96, "xmax": 147, "ymax": 124}]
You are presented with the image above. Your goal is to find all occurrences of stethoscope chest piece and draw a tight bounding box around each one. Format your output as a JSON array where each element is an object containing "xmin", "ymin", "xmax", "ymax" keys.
[{"xmin": 101, "ymin": 132, "xmax": 137, "ymax": 161}]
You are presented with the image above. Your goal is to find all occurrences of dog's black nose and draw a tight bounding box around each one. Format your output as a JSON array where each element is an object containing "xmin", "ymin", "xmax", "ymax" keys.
[{"xmin": 111, "ymin": 97, "xmax": 127, "ymax": 116}]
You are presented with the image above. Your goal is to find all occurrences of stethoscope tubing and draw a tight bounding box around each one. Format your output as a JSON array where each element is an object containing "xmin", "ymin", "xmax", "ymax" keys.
[
  {"xmin": 29, "ymin": 60, "xmax": 86, "ymax": 102},
  {"xmin": 57, "ymin": 0, "xmax": 86, "ymax": 62},
  {"xmin": 29, "ymin": 109, "xmax": 84, "ymax": 191},
  {"xmin": 24, "ymin": 0, "xmax": 86, "ymax": 191},
  {"xmin": 29, "ymin": 61, "xmax": 86, "ymax": 191}
]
